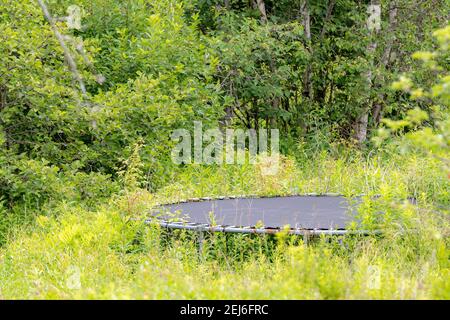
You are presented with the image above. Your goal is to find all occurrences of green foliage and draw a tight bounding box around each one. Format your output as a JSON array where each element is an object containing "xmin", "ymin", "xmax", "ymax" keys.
[
  {"xmin": 0, "ymin": 0, "xmax": 449, "ymax": 299},
  {"xmin": 378, "ymin": 25, "xmax": 450, "ymax": 175},
  {"xmin": 117, "ymin": 140, "xmax": 145, "ymax": 192},
  {"xmin": 199, "ymin": 0, "xmax": 448, "ymax": 142},
  {"xmin": 211, "ymin": 14, "xmax": 308, "ymax": 130},
  {"xmin": 0, "ymin": 0, "xmax": 224, "ymax": 206},
  {"xmin": 0, "ymin": 152, "xmax": 448, "ymax": 299},
  {"xmin": 0, "ymin": 159, "xmax": 119, "ymax": 245}
]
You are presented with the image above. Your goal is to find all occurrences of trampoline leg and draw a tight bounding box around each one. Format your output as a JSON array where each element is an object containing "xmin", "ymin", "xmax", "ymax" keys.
[
  {"xmin": 303, "ymin": 231, "xmax": 310, "ymax": 246},
  {"xmin": 197, "ymin": 229, "xmax": 205, "ymax": 258}
]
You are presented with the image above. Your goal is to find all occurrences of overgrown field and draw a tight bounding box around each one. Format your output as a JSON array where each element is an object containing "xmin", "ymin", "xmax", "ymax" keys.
[
  {"xmin": 0, "ymin": 150, "xmax": 448, "ymax": 299},
  {"xmin": 1, "ymin": 1, "xmax": 449, "ymax": 299}
]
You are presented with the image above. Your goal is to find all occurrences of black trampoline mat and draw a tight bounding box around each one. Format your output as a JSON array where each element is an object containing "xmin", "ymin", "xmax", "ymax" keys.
[{"xmin": 153, "ymin": 196, "xmax": 360, "ymax": 230}]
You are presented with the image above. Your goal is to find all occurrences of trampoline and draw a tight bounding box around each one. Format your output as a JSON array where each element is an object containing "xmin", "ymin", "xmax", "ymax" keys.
[{"xmin": 147, "ymin": 194, "xmax": 368, "ymax": 236}]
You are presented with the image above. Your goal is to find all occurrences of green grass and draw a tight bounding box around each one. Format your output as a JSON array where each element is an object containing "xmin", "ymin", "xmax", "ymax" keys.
[{"xmin": 0, "ymin": 149, "xmax": 448, "ymax": 299}]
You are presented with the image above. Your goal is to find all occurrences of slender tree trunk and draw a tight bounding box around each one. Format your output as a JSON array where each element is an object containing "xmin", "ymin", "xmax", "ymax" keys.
[
  {"xmin": 302, "ymin": 1, "xmax": 311, "ymax": 41},
  {"xmin": 372, "ymin": 1, "xmax": 398, "ymax": 126},
  {"xmin": 353, "ymin": 1, "xmax": 380, "ymax": 144},
  {"xmin": 255, "ymin": 0, "xmax": 268, "ymax": 24},
  {"xmin": 37, "ymin": 0, "xmax": 87, "ymax": 98},
  {"xmin": 222, "ymin": 105, "xmax": 234, "ymax": 127},
  {"xmin": 320, "ymin": 0, "xmax": 336, "ymax": 39},
  {"xmin": 0, "ymin": 85, "xmax": 6, "ymax": 111},
  {"xmin": 253, "ymin": 0, "xmax": 278, "ymax": 127},
  {"xmin": 301, "ymin": 0, "xmax": 312, "ymax": 100},
  {"xmin": 218, "ymin": 0, "xmax": 233, "ymax": 128},
  {"xmin": 220, "ymin": 78, "xmax": 236, "ymax": 128}
]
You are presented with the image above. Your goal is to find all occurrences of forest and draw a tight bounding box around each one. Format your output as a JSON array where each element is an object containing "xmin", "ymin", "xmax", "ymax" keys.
[{"xmin": 0, "ymin": 0, "xmax": 449, "ymax": 299}]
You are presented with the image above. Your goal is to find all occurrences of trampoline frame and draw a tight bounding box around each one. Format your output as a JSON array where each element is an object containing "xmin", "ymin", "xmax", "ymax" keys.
[{"xmin": 146, "ymin": 193, "xmax": 380, "ymax": 236}]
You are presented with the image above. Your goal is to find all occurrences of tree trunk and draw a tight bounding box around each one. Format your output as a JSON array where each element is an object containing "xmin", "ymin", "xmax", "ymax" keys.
[
  {"xmin": 372, "ymin": 1, "xmax": 398, "ymax": 127},
  {"xmin": 256, "ymin": 0, "xmax": 268, "ymax": 24},
  {"xmin": 37, "ymin": 0, "xmax": 87, "ymax": 99},
  {"xmin": 301, "ymin": 0, "xmax": 312, "ymax": 100},
  {"xmin": 320, "ymin": 0, "xmax": 336, "ymax": 39},
  {"xmin": 353, "ymin": 1, "xmax": 380, "ymax": 144},
  {"xmin": 221, "ymin": 106, "xmax": 234, "ymax": 128}
]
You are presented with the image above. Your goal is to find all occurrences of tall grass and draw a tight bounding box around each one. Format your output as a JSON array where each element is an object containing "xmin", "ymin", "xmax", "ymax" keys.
[{"xmin": 0, "ymin": 149, "xmax": 448, "ymax": 299}]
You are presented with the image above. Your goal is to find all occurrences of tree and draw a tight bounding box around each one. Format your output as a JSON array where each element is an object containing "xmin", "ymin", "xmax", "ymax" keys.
[
  {"xmin": 197, "ymin": 0, "xmax": 448, "ymax": 144},
  {"xmin": 378, "ymin": 25, "xmax": 450, "ymax": 176}
]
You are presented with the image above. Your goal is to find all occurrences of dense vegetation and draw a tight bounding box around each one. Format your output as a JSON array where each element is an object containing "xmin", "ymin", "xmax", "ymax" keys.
[{"xmin": 0, "ymin": 0, "xmax": 449, "ymax": 299}]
